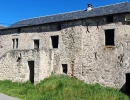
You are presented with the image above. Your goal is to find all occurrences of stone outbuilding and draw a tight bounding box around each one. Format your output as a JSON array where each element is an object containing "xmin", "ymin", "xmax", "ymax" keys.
[{"xmin": 0, "ymin": 2, "xmax": 130, "ymax": 92}]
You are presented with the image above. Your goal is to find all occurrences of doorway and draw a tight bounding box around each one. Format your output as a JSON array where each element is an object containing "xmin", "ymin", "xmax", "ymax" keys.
[
  {"xmin": 62, "ymin": 64, "xmax": 68, "ymax": 74},
  {"xmin": 28, "ymin": 61, "xmax": 34, "ymax": 84},
  {"xmin": 126, "ymin": 73, "xmax": 130, "ymax": 95}
]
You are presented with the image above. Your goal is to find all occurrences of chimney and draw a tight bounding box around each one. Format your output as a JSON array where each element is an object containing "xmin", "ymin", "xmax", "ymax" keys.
[{"xmin": 87, "ymin": 4, "xmax": 92, "ymax": 11}]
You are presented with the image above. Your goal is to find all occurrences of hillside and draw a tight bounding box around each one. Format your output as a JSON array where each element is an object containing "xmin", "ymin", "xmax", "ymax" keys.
[{"xmin": 0, "ymin": 75, "xmax": 129, "ymax": 100}]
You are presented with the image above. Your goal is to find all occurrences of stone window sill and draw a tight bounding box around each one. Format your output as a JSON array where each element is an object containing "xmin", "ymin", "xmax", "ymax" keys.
[{"xmin": 104, "ymin": 45, "xmax": 115, "ymax": 50}]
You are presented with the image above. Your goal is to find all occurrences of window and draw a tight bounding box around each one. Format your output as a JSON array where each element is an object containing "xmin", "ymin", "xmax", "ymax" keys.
[
  {"xmin": 17, "ymin": 27, "xmax": 21, "ymax": 33},
  {"xmin": 105, "ymin": 29, "xmax": 114, "ymax": 46},
  {"xmin": 12, "ymin": 39, "xmax": 15, "ymax": 49},
  {"xmin": 62, "ymin": 64, "xmax": 68, "ymax": 74},
  {"xmin": 125, "ymin": 14, "xmax": 130, "ymax": 21},
  {"xmin": 12, "ymin": 38, "xmax": 19, "ymax": 49},
  {"xmin": 16, "ymin": 38, "xmax": 18, "ymax": 48},
  {"xmin": 107, "ymin": 15, "xmax": 113, "ymax": 23},
  {"xmin": 51, "ymin": 35, "xmax": 59, "ymax": 48},
  {"xmin": 34, "ymin": 40, "xmax": 39, "ymax": 49},
  {"xmin": 58, "ymin": 25, "xmax": 61, "ymax": 30}
]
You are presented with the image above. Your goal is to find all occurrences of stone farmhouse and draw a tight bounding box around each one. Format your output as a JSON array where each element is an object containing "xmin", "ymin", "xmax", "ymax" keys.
[{"xmin": 0, "ymin": 2, "xmax": 130, "ymax": 92}]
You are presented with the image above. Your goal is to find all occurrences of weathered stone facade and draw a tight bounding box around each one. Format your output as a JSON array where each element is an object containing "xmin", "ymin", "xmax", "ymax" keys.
[{"xmin": 0, "ymin": 3, "xmax": 130, "ymax": 92}]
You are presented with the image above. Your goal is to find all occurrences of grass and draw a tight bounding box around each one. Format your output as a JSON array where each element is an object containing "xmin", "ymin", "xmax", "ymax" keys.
[{"xmin": 0, "ymin": 75, "xmax": 129, "ymax": 100}]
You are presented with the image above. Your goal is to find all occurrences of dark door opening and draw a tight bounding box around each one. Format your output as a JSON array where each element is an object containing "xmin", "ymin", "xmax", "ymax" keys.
[
  {"xmin": 126, "ymin": 73, "xmax": 130, "ymax": 95},
  {"xmin": 28, "ymin": 61, "xmax": 34, "ymax": 84},
  {"xmin": 62, "ymin": 64, "xmax": 68, "ymax": 74}
]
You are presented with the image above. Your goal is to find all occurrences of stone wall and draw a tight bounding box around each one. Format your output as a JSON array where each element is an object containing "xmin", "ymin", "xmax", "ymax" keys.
[
  {"xmin": 0, "ymin": 13, "xmax": 130, "ymax": 89},
  {"xmin": 79, "ymin": 14, "xmax": 130, "ymax": 89},
  {"xmin": 0, "ymin": 49, "xmax": 40, "ymax": 83}
]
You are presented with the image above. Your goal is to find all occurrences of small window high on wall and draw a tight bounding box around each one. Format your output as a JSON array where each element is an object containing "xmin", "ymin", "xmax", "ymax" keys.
[
  {"xmin": 51, "ymin": 35, "xmax": 59, "ymax": 48},
  {"xmin": 107, "ymin": 15, "xmax": 113, "ymax": 23},
  {"xmin": 17, "ymin": 27, "xmax": 21, "ymax": 33},
  {"xmin": 58, "ymin": 25, "xmax": 61, "ymax": 30},
  {"xmin": 34, "ymin": 40, "xmax": 39, "ymax": 49},
  {"xmin": 12, "ymin": 38, "xmax": 19, "ymax": 49},
  {"xmin": 105, "ymin": 29, "xmax": 115, "ymax": 46}
]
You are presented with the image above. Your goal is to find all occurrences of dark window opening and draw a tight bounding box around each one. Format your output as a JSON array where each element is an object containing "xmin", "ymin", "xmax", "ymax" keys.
[
  {"xmin": 51, "ymin": 36, "xmax": 59, "ymax": 48},
  {"xmin": 107, "ymin": 15, "xmax": 113, "ymax": 23},
  {"xmin": 16, "ymin": 38, "xmax": 18, "ymax": 48},
  {"xmin": 12, "ymin": 38, "xmax": 18, "ymax": 49},
  {"xmin": 12, "ymin": 39, "xmax": 15, "ymax": 49},
  {"xmin": 58, "ymin": 25, "xmax": 61, "ymax": 30},
  {"xmin": 28, "ymin": 61, "xmax": 34, "ymax": 84},
  {"xmin": 34, "ymin": 40, "xmax": 39, "ymax": 49},
  {"xmin": 38, "ymin": 26, "xmax": 42, "ymax": 32},
  {"xmin": 17, "ymin": 28, "xmax": 21, "ymax": 33},
  {"xmin": 62, "ymin": 64, "xmax": 68, "ymax": 74},
  {"xmin": 105, "ymin": 29, "xmax": 114, "ymax": 46}
]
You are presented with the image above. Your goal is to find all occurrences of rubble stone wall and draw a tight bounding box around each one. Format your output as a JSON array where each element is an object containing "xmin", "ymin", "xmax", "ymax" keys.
[{"xmin": 0, "ymin": 13, "xmax": 130, "ymax": 89}]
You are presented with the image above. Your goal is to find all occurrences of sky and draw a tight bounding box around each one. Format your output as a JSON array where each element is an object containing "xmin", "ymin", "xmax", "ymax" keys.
[{"xmin": 0, "ymin": 0, "xmax": 128, "ymax": 26}]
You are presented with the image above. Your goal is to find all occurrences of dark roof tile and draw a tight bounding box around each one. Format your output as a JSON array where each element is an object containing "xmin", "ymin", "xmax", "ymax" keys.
[
  {"xmin": 8, "ymin": 2, "xmax": 130, "ymax": 28},
  {"xmin": 0, "ymin": 25, "xmax": 6, "ymax": 29}
]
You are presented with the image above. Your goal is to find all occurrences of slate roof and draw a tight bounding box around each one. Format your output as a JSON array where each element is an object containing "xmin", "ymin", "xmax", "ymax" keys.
[
  {"xmin": 0, "ymin": 26, "xmax": 6, "ymax": 29},
  {"xmin": 7, "ymin": 2, "xmax": 130, "ymax": 28}
]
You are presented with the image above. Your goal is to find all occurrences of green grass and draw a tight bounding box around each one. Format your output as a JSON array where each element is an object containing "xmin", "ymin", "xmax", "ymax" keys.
[{"xmin": 0, "ymin": 75, "xmax": 129, "ymax": 100}]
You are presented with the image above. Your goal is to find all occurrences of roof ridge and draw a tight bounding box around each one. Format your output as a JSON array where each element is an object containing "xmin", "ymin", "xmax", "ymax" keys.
[
  {"xmin": 0, "ymin": 25, "xmax": 6, "ymax": 27},
  {"xmin": 93, "ymin": 2, "xmax": 129, "ymax": 9},
  {"xmin": 15, "ymin": 2, "xmax": 130, "ymax": 23},
  {"xmin": 9, "ymin": 2, "xmax": 130, "ymax": 28},
  {"xmin": 17, "ymin": 10, "xmax": 83, "ymax": 22}
]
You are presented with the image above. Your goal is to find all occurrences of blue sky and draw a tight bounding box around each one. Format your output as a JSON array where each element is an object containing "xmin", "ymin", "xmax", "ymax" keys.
[{"xmin": 0, "ymin": 0, "xmax": 128, "ymax": 26}]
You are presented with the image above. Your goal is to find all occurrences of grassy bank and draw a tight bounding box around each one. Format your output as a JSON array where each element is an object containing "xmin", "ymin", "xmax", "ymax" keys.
[{"xmin": 0, "ymin": 75, "xmax": 129, "ymax": 100}]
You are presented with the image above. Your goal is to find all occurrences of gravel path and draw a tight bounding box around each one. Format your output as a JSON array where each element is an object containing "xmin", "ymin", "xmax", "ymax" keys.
[{"xmin": 0, "ymin": 93, "xmax": 20, "ymax": 100}]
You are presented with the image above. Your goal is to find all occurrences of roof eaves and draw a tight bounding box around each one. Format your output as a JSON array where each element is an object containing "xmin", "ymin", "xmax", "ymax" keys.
[{"xmin": 4, "ymin": 2, "xmax": 130, "ymax": 29}]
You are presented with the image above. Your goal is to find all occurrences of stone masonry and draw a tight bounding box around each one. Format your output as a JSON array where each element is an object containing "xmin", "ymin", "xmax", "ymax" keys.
[{"xmin": 0, "ymin": 2, "xmax": 130, "ymax": 91}]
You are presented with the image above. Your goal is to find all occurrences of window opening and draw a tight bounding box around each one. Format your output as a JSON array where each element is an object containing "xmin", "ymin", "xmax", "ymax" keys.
[
  {"xmin": 12, "ymin": 38, "xmax": 18, "ymax": 49},
  {"xmin": 51, "ymin": 35, "xmax": 59, "ymax": 48},
  {"xmin": 12, "ymin": 39, "xmax": 15, "ymax": 49},
  {"xmin": 105, "ymin": 29, "xmax": 114, "ymax": 46},
  {"xmin": 16, "ymin": 38, "xmax": 18, "ymax": 48},
  {"xmin": 34, "ymin": 40, "xmax": 39, "ymax": 49},
  {"xmin": 17, "ymin": 27, "xmax": 21, "ymax": 33},
  {"xmin": 107, "ymin": 15, "xmax": 113, "ymax": 23},
  {"xmin": 58, "ymin": 25, "xmax": 61, "ymax": 30}
]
